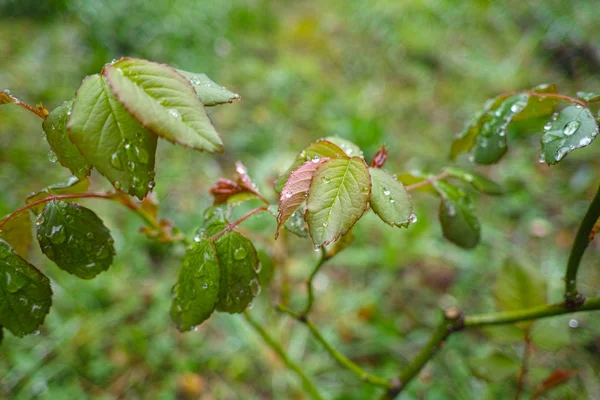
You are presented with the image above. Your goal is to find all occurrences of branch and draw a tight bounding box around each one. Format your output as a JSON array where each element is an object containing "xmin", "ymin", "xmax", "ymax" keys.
[
  {"xmin": 243, "ymin": 312, "xmax": 324, "ymax": 400},
  {"xmin": 208, "ymin": 206, "xmax": 269, "ymax": 241},
  {"xmin": 404, "ymin": 171, "xmax": 449, "ymax": 192},
  {"xmin": 381, "ymin": 308, "xmax": 464, "ymax": 399},
  {"xmin": 276, "ymin": 305, "xmax": 393, "ymax": 389},
  {"xmin": 565, "ymin": 183, "xmax": 600, "ymax": 304},
  {"xmin": 302, "ymin": 248, "xmax": 327, "ymax": 317},
  {"xmin": 514, "ymin": 329, "xmax": 532, "ymax": 400}
]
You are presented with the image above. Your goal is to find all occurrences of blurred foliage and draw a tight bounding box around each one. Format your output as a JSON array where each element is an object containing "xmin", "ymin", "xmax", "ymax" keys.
[{"xmin": 2, "ymin": 0, "xmax": 600, "ymax": 398}]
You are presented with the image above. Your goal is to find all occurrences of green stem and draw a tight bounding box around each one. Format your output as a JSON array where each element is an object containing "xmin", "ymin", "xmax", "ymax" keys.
[
  {"xmin": 243, "ymin": 312, "xmax": 324, "ymax": 400},
  {"xmin": 303, "ymin": 248, "xmax": 327, "ymax": 317},
  {"xmin": 381, "ymin": 309, "xmax": 463, "ymax": 399},
  {"xmin": 464, "ymin": 297, "xmax": 600, "ymax": 327},
  {"xmin": 565, "ymin": 183, "xmax": 600, "ymax": 303},
  {"xmin": 277, "ymin": 305, "xmax": 393, "ymax": 389}
]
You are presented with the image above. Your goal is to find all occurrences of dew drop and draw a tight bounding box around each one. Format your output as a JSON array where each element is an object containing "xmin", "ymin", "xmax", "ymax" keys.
[
  {"xmin": 551, "ymin": 112, "xmax": 559, "ymax": 121},
  {"xmin": 538, "ymin": 153, "xmax": 546, "ymax": 164},
  {"xmin": 168, "ymin": 108, "xmax": 182, "ymax": 121},
  {"xmin": 383, "ymin": 187, "xmax": 391, "ymax": 196},
  {"xmin": 249, "ymin": 278, "xmax": 261, "ymax": 296},
  {"xmin": 234, "ymin": 247, "xmax": 247, "ymax": 260},
  {"xmin": 135, "ymin": 147, "xmax": 149, "ymax": 164},
  {"xmin": 323, "ymin": 176, "xmax": 331, "ymax": 184},
  {"xmin": 314, "ymin": 244, "xmax": 321, "ymax": 252},
  {"xmin": 563, "ymin": 120, "xmax": 581, "ymax": 136},
  {"xmin": 190, "ymin": 75, "xmax": 201, "ymax": 85},
  {"xmin": 322, "ymin": 222, "xmax": 328, "ymax": 227},
  {"xmin": 408, "ymin": 213, "xmax": 418, "ymax": 223},
  {"xmin": 389, "ymin": 198, "xmax": 395, "ymax": 203},
  {"xmin": 114, "ymin": 181, "xmax": 121, "ymax": 190},
  {"xmin": 48, "ymin": 225, "xmax": 66, "ymax": 244},
  {"xmin": 555, "ymin": 147, "xmax": 569, "ymax": 161},
  {"xmin": 579, "ymin": 137, "xmax": 592, "ymax": 147},
  {"xmin": 284, "ymin": 191, "xmax": 292, "ymax": 199},
  {"xmin": 110, "ymin": 153, "xmax": 124, "ymax": 170},
  {"xmin": 543, "ymin": 122, "xmax": 553, "ymax": 131},
  {"xmin": 311, "ymin": 155, "xmax": 320, "ymax": 163},
  {"xmin": 47, "ymin": 150, "xmax": 58, "ymax": 163}
]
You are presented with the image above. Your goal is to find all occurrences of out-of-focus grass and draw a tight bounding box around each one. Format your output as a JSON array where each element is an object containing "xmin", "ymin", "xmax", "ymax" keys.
[{"xmin": 1, "ymin": 0, "xmax": 600, "ymax": 398}]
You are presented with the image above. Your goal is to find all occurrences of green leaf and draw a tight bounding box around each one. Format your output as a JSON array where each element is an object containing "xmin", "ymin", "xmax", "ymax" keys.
[
  {"xmin": 170, "ymin": 239, "xmax": 220, "ymax": 331},
  {"xmin": 27, "ymin": 177, "xmax": 90, "ymax": 214},
  {"xmin": 0, "ymin": 212, "xmax": 32, "ymax": 257},
  {"xmin": 435, "ymin": 181, "xmax": 480, "ymax": 249},
  {"xmin": 540, "ymin": 105, "xmax": 598, "ymax": 164},
  {"xmin": 576, "ymin": 91, "xmax": 600, "ymax": 103},
  {"xmin": 207, "ymin": 223, "xmax": 261, "ymax": 313},
  {"xmin": 323, "ymin": 136, "xmax": 362, "ymax": 157},
  {"xmin": 493, "ymin": 260, "xmax": 546, "ymax": 313},
  {"xmin": 0, "ymin": 239, "xmax": 52, "ymax": 337},
  {"xmin": 530, "ymin": 316, "xmax": 571, "ymax": 351},
  {"xmin": 369, "ymin": 168, "xmax": 412, "ymax": 227},
  {"xmin": 277, "ymin": 158, "xmax": 330, "ymax": 238},
  {"xmin": 444, "ymin": 167, "xmax": 504, "ymax": 195},
  {"xmin": 176, "ymin": 70, "xmax": 240, "ymax": 106},
  {"xmin": 512, "ymin": 84, "xmax": 558, "ymax": 121},
  {"xmin": 103, "ymin": 58, "xmax": 223, "ymax": 153},
  {"xmin": 68, "ymin": 74, "xmax": 157, "ymax": 199},
  {"xmin": 42, "ymin": 101, "xmax": 91, "ymax": 179},
  {"xmin": 284, "ymin": 206, "xmax": 309, "ymax": 237},
  {"xmin": 469, "ymin": 351, "xmax": 520, "ymax": 383},
  {"xmin": 397, "ymin": 171, "xmax": 437, "ymax": 194},
  {"xmin": 473, "ymin": 94, "xmax": 529, "ymax": 164},
  {"xmin": 275, "ymin": 139, "xmax": 348, "ymax": 192},
  {"xmin": 37, "ymin": 201, "xmax": 115, "ymax": 279},
  {"xmin": 451, "ymin": 94, "xmax": 529, "ymax": 163},
  {"xmin": 306, "ymin": 157, "xmax": 371, "ymax": 247}
]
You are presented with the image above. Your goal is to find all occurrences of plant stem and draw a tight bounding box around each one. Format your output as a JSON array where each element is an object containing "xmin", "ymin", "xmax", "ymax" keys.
[
  {"xmin": 208, "ymin": 206, "xmax": 269, "ymax": 241},
  {"xmin": 1, "ymin": 92, "xmax": 48, "ymax": 119},
  {"xmin": 464, "ymin": 297, "xmax": 600, "ymax": 327},
  {"xmin": 381, "ymin": 309, "xmax": 463, "ymax": 399},
  {"xmin": 514, "ymin": 329, "xmax": 532, "ymax": 400},
  {"xmin": 243, "ymin": 312, "xmax": 324, "ymax": 400},
  {"xmin": 0, "ymin": 193, "xmax": 113, "ymax": 230},
  {"xmin": 276, "ymin": 305, "xmax": 393, "ymax": 389},
  {"xmin": 302, "ymin": 248, "xmax": 327, "ymax": 317},
  {"xmin": 405, "ymin": 171, "xmax": 449, "ymax": 192},
  {"xmin": 565, "ymin": 183, "xmax": 600, "ymax": 304}
]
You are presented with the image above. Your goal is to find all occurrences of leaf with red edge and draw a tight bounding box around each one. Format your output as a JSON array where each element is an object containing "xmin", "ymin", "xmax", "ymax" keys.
[
  {"xmin": 370, "ymin": 145, "xmax": 388, "ymax": 168},
  {"xmin": 233, "ymin": 161, "xmax": 264, "ymax": 200},
  {"xmin": 532, "ymin": 369, "xmax": 579, "ymax": 399},
  {"xmin": 306, "ymin": 157, "xmax": 371, "ymax": 246},
  {"xmin": 276, "ymin": 158, "xmax": 329, "ymax": 238}
]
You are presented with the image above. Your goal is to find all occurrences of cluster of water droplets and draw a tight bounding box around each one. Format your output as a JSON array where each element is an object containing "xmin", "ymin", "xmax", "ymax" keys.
[
  {"xmin": 109, "ymin": 133, "xmax": 154, "ymax": 192},
  {"xmin": 540, "ymin": 108, "xmax": 598, "ymax": 163}
]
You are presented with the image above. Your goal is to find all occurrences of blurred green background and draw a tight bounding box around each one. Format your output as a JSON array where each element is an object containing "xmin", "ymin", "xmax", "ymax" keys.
[{"xmin": 2, "ymin": 0, "xmax": 600, "ymax": 399}]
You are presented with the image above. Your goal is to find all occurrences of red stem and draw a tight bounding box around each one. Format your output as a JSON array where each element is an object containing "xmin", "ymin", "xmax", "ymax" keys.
[
  {"xmin": 405, "ymin": 171, "xmax": 449, "ymax": 192},
  {"xmin": 0, "ymin": 193, "xmax": 113, "ymax": 230},
  {"xmin": 500, "ymin": 91, "xmax": 587, "ymax": 108},
  {"xmin": 209, "ymin": 206, "xmax": 270, "ymax": 241}
]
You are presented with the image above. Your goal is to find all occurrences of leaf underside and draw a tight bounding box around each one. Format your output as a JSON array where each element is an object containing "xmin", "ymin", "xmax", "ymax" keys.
[{"xmin": 176, "ymin": 69, "xmax": 240, "ymax": 106}]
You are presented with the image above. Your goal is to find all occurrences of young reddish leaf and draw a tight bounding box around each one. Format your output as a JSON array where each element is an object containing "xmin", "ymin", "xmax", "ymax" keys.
[
  {"xmin": 210, "ymin": 178, "xmax": 246, "ymax": 205},
  {"xmin": 233, "ymin": 161, "xmax": 265, "ymax": 201},
  {"xmin": 103, "ymin": 58, "xmax": 223, "ymax": 153},
  {"xmin": 0, "ymin": 211, "xmax": 32, "ymax": 257},
  {"xmin": 43, "ymin": 101, "xmax": 92, "ymax": 179},
  {"xmin": 0, "ymin": 239, "xmax": 52, "ymax": 337},
  {"xmin": 275, "ymin": 139, "xmax": 349, "ymax": 192},
  {"xmin": 176, "ymin": 70, "xmax": 240, "ymax": 106},
  {"xmin": 369, "ymin": 168, "xmax": 412, "ymax": 227},
  {"xmin": 306, "ymin": 157, "xmax": 371, "ymax": 247},
  {"xmin": 370, "ymin": 145, "xmax": 388, "ymax": 168},
  {"xmin": 532, "ymin": 369, "xmax": 579, "ymax": 399},
  {"xmin": 276, "ymin": 158, "xmax": 329, "ymax": 238}
]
